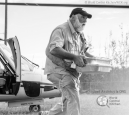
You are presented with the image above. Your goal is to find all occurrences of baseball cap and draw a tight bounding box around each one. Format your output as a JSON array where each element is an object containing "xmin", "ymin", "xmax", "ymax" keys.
[{"xmin": 70, "ymin": 8, "xmax": 92, "ymax": 18}]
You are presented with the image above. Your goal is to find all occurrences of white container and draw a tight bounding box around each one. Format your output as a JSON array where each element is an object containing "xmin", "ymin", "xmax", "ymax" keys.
[{"xmin": 76, "ymin": 57, "xmax": 112, "ymax": 73}]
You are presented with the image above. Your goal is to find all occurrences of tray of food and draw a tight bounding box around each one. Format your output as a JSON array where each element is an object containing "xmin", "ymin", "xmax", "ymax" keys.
[{"xmin": 75, "ymin": 57, "xmax": 112, "ymax": 73}]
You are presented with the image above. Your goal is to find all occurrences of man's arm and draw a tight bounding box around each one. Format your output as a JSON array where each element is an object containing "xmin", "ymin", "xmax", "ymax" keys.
[
  {"xmin": 49, "ymin": 28, "xmax": 86, "ymax": 67},
  {"xmin": 50, "ymin": 47, "xmax": 86, "ymax": 67},
  {"xmin": 50, "ymin": 47, "xmax": 76, "ymax": 60},
  {"xmin": 49, "ymin": 29, "xmax": 77, "ymax": 60}
]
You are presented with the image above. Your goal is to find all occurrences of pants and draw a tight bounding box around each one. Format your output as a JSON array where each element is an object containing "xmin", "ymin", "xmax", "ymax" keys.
[{"xmin": 47, "ymin": 73, "xmax": 81, "ymax": 115}]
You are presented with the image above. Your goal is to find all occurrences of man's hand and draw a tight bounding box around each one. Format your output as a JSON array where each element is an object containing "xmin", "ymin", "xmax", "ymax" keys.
[{"xmin": 73, "ymin": 55, "xmax": 87, "ymax": 67}]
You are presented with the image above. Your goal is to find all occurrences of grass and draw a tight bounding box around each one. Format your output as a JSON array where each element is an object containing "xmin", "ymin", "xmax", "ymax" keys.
[
  {"xmin": 0, "ymin": 94, "xmax": 129, "ymax": 115},
  {"xmin": 0, "ymin": 98, "xmax": 60, "ymax": 115}
]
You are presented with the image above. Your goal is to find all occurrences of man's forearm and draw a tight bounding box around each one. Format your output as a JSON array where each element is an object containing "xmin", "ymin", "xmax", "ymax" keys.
[{"xmin": 50, "ymin": 47, "xmax": 76, "ymax": 60}]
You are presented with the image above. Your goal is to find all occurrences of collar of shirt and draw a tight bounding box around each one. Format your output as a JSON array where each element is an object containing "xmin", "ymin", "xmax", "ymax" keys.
[
  {"xmin": 67, "ymin": 20, "xmax": 80, "ymax": 40},
  {"xmin": 67, "ymin": 20, "xmax": 76, "ymax": 34}
]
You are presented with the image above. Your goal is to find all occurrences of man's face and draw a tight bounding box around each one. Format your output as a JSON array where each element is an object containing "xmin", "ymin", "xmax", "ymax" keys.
[{"xmin": 73, "ymin": 14, "xmax": 87, "ymax": 32}]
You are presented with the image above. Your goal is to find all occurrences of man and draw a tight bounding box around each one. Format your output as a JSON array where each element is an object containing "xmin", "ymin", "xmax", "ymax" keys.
[{"xmin": 39, "ymin": 8, "xmax": 93, "ymax": 115}]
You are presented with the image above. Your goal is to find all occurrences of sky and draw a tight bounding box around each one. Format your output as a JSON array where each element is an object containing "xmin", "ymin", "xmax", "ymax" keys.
[{"xmin": 0, "ymin": 0, "xmax": 129, "ymax": 67}]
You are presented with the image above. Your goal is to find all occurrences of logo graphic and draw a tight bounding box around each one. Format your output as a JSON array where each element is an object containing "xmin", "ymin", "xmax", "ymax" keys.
[{"xmin": 97, "ymin": 95, "xmax": 109, "ymax": 108}]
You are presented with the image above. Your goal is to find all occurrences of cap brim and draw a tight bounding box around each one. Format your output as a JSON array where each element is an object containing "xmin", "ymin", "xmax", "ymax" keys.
[
  {"xmin": 87, "ymin": 14, "xmax": 92, "ymax": 18},
  {"xmin": 82, "ymin": 12, "xmax": 92, "ymax": 18}
]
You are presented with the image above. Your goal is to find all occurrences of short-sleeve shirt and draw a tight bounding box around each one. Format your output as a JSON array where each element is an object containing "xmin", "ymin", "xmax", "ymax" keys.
[{"xmin": 44, "ymin": 20, "xmax": 83, "ymax": 75}]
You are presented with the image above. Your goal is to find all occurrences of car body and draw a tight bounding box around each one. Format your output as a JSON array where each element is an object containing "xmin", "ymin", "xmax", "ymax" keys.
[{"xmin": 0, "ymin": 36, "xmax": 61, "ymax": 112}]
